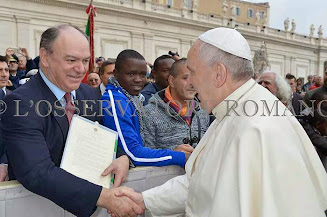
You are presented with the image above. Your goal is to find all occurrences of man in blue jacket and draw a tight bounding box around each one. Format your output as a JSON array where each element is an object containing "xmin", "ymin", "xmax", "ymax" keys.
[{"xmin": 101, "ymin": 50, "xmax": 189, "ymax": 167}]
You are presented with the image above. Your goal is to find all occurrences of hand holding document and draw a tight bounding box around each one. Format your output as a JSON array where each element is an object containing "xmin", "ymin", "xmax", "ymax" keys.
[{"xmin": 60, "ymin": 116, "xmax": 118, "ymax": 188}]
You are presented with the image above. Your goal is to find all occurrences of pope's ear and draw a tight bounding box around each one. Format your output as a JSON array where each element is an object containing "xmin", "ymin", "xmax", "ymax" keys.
[
  {"xmin": 213, "ymin": 63, "xmax": 227, "ymax": 88},
  {"xmin": 39, "ymin": 48, "xmax": 50, "ymax": 68}
]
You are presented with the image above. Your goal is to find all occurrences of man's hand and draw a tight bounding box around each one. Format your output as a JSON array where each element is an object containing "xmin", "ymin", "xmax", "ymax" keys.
[
  {"xmin": 0, "ymin": 165, "xmax": 8, "ymax": 182},
  {"xmin": 174, "ymin": 144, "xmax": 194, "ymax": 155},
  {"xmin": 97, "ymin": 187, "xmax": 144, "ymax": 217},
  {"xmin": 101, "ymin": 155, "xmax": 129, "ymax": 187},
  {"xmin": 172, "ymin": 55, "xmax": 181, "ymax": 61},
  {"xmin": 7, "ymin": 80, "xmax": 13, "ymax": 86},
  {"xmin": 115, "ymin": 187, "xmax": 145, "ymax": 210},
  {"xmin": 110, "ymin": 187, "xmax": 146, "ymax": 217},
  {"xmin": 20, "ymin": 48, "xmax": 31, "ymax": 60},
  {"xmin": 174, "ymin": 144, "xmax": 194, "ymax": 161}
]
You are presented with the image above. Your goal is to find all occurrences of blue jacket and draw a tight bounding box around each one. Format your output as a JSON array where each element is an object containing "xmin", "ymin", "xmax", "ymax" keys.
[
  {"xmin": 141, "ymin": 82, "xmax": 160, "ymax": 105},
  {"xmin": 101, "ymin": 84, "xmax": 185, "ymax": 167}
]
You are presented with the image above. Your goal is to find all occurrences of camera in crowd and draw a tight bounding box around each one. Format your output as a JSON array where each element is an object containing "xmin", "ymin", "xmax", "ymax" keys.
[
  {"xmin": 183, "ymin": 136, "xmax": 199, "ymax": 146},
  {"xmin": 168, "ymin": 51, "xmax": 179, "ymax": 57}
]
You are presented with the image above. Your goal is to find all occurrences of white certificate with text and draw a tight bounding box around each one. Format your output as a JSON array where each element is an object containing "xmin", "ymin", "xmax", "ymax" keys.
[{"xmin": 60, "ymin": 115, "xmax": 118, "ymax": 189}]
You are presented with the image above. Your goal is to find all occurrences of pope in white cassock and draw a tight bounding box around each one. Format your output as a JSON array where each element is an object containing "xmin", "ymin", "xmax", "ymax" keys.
[{"xmin": 115, "ymin": 27, "xmax": 327, "ymax": 217}]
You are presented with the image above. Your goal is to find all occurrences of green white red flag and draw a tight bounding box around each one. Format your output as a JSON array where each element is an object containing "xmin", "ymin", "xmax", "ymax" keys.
[{"xmin": 83, "ymin": 1, "xmax": 97, "ymax": 83}]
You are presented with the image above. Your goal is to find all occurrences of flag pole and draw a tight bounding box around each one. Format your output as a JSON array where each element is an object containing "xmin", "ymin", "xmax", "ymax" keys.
[{"xmin": 82, "ymin": 0, "xmax": 96, "ymax": 83}]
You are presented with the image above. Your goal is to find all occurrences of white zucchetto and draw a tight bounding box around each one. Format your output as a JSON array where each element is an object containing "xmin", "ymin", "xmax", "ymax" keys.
[{"xmin": 199, "ymin": 27, "xmax": 252, "ymax": 61}]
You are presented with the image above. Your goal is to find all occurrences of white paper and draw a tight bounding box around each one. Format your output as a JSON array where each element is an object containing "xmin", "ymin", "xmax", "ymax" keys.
[{"xmin": 60, "ymin": 115, "xmax": 118, "ymax": 189}]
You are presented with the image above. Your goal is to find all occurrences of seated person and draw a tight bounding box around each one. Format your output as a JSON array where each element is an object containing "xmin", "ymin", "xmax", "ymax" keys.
[
  {"xmin": 101, "ymin": 49, "xmax": 187, "ymax": 167},
  {"xmin": 142, "ymin": 58, "xmax": 209, "ymax": 151}
]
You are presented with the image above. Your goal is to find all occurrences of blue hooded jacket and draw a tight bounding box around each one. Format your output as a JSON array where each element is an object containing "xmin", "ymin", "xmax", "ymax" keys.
[{"xmin": 101, "ymin": 84, "xmax": 185, "ymax": 167}]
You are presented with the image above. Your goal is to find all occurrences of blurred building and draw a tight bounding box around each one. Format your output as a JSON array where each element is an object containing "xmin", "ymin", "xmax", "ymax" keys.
[{"xmin": 160, "ymin": 0, "xmax": 270, "ymax": 26}]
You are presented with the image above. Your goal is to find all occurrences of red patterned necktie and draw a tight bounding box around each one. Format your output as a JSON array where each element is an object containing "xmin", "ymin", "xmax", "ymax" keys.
[{"xmin": 64, "ymin": 92, "xmax": 75, "ymax": 125}]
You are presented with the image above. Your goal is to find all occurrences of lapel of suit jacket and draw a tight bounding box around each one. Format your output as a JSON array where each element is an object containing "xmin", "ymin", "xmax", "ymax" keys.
[{"xmin": 34, "ymin": 73, "xmax": 69, "ymax": 139}]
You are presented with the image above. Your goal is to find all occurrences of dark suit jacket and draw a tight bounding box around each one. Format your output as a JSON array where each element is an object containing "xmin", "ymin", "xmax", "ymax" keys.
[
  {"xmin": 96, "ymin": 85, "xmax": 102, "ymax": 99},
  {"xmin": 2, "ymin": 73, "xmax": 102, "ymax": 217},
  {"xmin": 292, "ymin": 92, "xmax": 304, "ymax": 115},
  {"xmin": 0, "ymin": 88, "xmax": 12, "ymax": 159},
  {"xmin": 5, "ymin": 88, "xmax": 12, "ymax": 96}
]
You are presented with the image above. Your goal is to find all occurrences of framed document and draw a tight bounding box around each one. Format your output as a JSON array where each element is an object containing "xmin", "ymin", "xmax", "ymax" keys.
[{"xmin": 60, "ymin": 115, "xmax": 118, "ymax": 189}]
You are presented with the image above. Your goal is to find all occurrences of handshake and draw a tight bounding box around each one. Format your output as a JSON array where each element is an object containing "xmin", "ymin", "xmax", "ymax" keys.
[{"xmin": 98, "ymin": 186, "xmax": 145, "ymax": 217}]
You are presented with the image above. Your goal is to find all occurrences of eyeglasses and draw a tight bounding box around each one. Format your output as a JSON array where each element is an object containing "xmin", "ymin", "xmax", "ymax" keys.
[{"xmin": 89, "ymin": 78, "xmax": 99, "ymax": 82}]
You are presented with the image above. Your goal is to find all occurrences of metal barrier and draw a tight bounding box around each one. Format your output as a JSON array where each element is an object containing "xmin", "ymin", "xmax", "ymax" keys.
[{"xmin": 0, "ymin": 166, "xmax": 185, "ymax": 217}]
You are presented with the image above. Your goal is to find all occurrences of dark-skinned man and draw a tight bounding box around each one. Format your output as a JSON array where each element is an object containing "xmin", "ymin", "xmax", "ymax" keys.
[
  {"xmin": 141, "ymin": 55, "xmax": 175, "ymax": 105},
  {"xmin": 101, "ymin": 49, "xmax": 188, "ymax": 168}
]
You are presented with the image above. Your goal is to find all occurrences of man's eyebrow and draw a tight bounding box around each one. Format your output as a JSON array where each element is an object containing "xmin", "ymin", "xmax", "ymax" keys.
[{"xmin": 64, "ymin": 55, "xmax": 91, "ymax": 59}]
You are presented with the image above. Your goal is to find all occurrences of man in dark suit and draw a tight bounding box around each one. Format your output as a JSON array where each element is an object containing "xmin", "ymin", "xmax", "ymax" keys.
[
  {"xmin": 96, "ymin": 59, "xmax": 116, "ymax": 99},
  {"xmin": 286, "ymin": 74, "xmax": 304, "ymax": 115},
  {"xmin": 0, "ymin": 55, "xmax": 12, "ymax": 100},
  {"xmin": 0, "ymin": 55, "xmax": 11, "ymax": 181},
  {"xmin": 1, "ymin": 24, "xmax": 143, "ymax": 217}
]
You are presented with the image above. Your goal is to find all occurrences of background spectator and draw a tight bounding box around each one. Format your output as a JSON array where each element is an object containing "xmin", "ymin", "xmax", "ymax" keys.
[
  {"xmin": 309, "ymin": 75, "xmax": 323, "ymax": 90},
  {"xmin": 87, "ymin": 72, "xmax": 101, "ymax": 88},
  {"xmin": 98, "ymin": 59, "xmax": 115, "ymax": 97},
  {"xmin": 258, "ymin": 71, "xmax": 292, "ymax": 105},
  {"xmin": 286, "ymin": 74, "xmax": 303, "ymax": 115},
  {"xmin": 141, "ymin": 55, "xmax": 175, "ymax": 105},
  {"xmin": 302, "ymin": 75, "xmax": 314, "ymax": 92}
]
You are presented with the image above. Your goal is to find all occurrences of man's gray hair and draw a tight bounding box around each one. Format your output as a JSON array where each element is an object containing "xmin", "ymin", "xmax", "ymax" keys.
[
  {"xmin": 40, "ymin": 24, "xmax": 88, "ymax": 53},
  {"xmin": 198, "ymin": 41, "xmax": 254, "ymax": 81},
  {"xmin": 262, "ymin": 71, "xmax": 292, "ymax": 103}
]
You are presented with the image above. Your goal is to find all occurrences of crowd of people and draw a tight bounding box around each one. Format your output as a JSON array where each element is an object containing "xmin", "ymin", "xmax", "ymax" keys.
[{"xmin": 0, "ymin": 24, "xmax": 327, "ymax": 217}]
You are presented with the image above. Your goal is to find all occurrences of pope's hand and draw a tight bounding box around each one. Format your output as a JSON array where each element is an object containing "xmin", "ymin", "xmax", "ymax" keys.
[
  {"xmin": 110, "ymin": 187, "xmax": 145, "ymax": 217},
  {"xmin": 97, "ymin": 187, "xmax": 143, "ymax": 217},
  {"xmin": 101, "ymin": 155, "xmax": 129, "ymax": 187}
]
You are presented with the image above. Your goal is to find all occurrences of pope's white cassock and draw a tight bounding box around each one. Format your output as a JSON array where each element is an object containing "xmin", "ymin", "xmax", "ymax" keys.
[{"xmin": 142, "ymin": 78, "xmax": 327, "ymax": 217}]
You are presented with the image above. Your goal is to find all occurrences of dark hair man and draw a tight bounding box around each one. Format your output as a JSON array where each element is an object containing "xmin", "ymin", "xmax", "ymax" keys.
[
  {"xmin": 101, "ymin": 49, "xmax": 187, "ymax": 168},
  {"xmin": 98, "ymin": 59, "xmax": 115, "ymax": 97},
  {"xmin": 0, "ymin": 55, "xmax": 11, "ymax": 181},
  {"xmin": 141, "ymin": 55, "xmax": 175, "ymax": 105},
  {"xmin": 142, "ymin": 58, "xmax": 209, "ymax": 154},
  {"xmin": 285, "ymin": 74, "xmax": 303, "ymax": 115},
  {"xmin": 0, "ymin": 55, "xmax": 11, "ymax": 99},
  {"xmin": 1, "ymin": 24, "xmax": 142, "ymax": 217}
]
